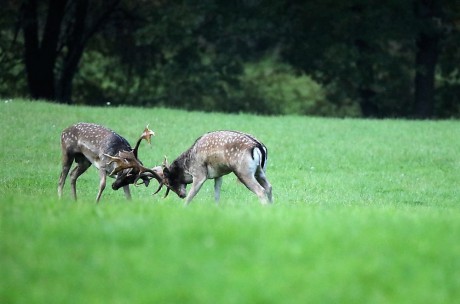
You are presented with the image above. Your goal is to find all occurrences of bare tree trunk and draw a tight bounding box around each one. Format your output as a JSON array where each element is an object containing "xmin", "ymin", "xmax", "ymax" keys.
[
  {"xmin": 55, "ymin": 0, "xmax": 121, "ymax": 103},
  {"xmin": 414, "ymin": 32, "xmax": 439, "ymax": 118},
  {"xmin": 21, "ymin": 0, "xmax": 68, "ymax": 100},
  {"xmin": 413, "ymin": 0, "xmax": 442, "ymax": 119},
  {"xmin": 56, "ymin": 0, "xmax": 89, "ymax": 103},
  {"xmin": 354, "ymin": 38, "xmax": 380, "ymax": 118},
  {"xmin": 21, "ymin": 0, "xmax": 120, "ymax": 103}
]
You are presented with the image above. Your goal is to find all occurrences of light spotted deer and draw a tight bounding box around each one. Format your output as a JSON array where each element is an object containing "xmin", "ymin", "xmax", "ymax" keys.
[
  {"xmin": 154, "ymin": 130, "xmax": 273, "ymax": 205},
  {"xmin": 58, "ymin": 122, "xmax": 161, "ymax": 202}
]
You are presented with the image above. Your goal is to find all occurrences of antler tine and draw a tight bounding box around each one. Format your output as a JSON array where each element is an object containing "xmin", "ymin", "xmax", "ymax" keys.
[
  {"xmin": 133, "ymin": 125, "xmax": 155, "ymax": 158},
  {"xmin": 106, "ymin": 150, "xmax": 155, "ymax": 178},
  {"xmin": 162, "ymin": 155, "xmax": 169, "ymax": 168},
  {"xmin": 142, "ymin": 167, "xmax": 162, "ymax": 182},
  {"xmin": 128, "ymin": 164, "xmax": 164, "ymax": 190},
  {"xmin": 152, "ymin": 182, "xmax": 171, "ymax": 198},
  {"xmin": 163, "ymin": 187, "xmax": 170, "ymax": 198},
  {"xmin": 104, "ymin": 152, "xmax": 134, "ymax": 175},
  {"xmin": 152, "ymin": 183, "xmax": 164, "ymax": 195},
  {"xmin": 142, "ymin": 124, "xmax": 155, "ymax": 144},
  {"xmin": 147, "ymin": 156, "xmax": 170, "ymax": 197}
]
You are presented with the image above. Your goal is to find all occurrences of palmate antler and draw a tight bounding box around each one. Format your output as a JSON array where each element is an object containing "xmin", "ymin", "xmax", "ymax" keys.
[
  {"xmin": 151, "ymin": 156, "xmax": 171, "ymax": 198},
  {"xmin": 133, "ymin": 125, "xmax": 155, "ymax": 158},
  {"xmin": 105, "ymin": 150, "xmax": 140, "ymax": 176},
  {"xmin": 104, "ymin": 125, "xmax": 161, "ymax": 186},
  {"xmin": 105, "ymin": 150, "xmax": 163, "ymax": 185}
]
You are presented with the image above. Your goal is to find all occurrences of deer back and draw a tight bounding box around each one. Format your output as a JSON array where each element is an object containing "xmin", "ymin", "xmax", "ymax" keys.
[
  {"xmin": 61, "ymin": 122, "xmax": 132, "ymax": 170},
  {"xmin": 196, "ymin": 130, "xmax": 266, "ymax": 168},
  {"xmin": 166, "ymin": 130, "xmax": 267, "ymax": 183}
]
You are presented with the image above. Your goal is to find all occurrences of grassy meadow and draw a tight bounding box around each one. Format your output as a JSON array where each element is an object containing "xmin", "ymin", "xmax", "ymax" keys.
[{"xmin": 1, "ymin": 99, "xmax": 460, "ymax": 303}]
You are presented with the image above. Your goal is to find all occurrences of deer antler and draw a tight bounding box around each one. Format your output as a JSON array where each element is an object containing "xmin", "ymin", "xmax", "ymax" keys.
[
  {"xmin": 142, "ymin": 124, "xmax": 155, "ymax": 144},
  {"xmin": 151, "ymin": 156, "xmax": 171, "ymax": 198},
  {"xmin": 162, "ymin": 155, "xmax": 169, "ymax": 168},
  {"xmin": 105, "ymin": 151, "xmax": 137, "ymax": 175},
  {"xmin": 104, "ymin": 125, "xmax": 164, "ymax": 188},
  {"xmin": 133, "ymin": 125, "xmax": 155, "ymax": 158},
  {"xmin": 104, "ymin": 151, "xmax": 163, "ymax": 191},
  {"xmin": 105, "ymin": 151, "xmax": 162, "ymax": 185},
  {"xmin": 152, "ymin": 181, "xmax": 171, "ymax": 198}
]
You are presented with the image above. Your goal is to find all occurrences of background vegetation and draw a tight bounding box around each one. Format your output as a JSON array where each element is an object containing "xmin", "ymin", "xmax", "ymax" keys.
[
  {"xmin": 1, "ymin": 99, "xmax": 460, "ymax": 303},
  {"xmin": 1, "ymin": 0, "xmax": 459, "ymax": 118}
]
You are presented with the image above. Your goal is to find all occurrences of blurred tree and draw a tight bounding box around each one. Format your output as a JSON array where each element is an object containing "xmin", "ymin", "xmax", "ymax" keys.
[
  {"xmin": 277, "ymin": 0, "xmax": 459, "ymax": 118},
  {"xmin": 278, "ymin": 0, "xmax": 415, "ymax": 117},
  {"xmin": 435, "ymin": 1, "xmax": 460, "ymax": 117},
  {"xmin": 1, "ymin": 0, "xmax": 459, "ymax": 117},
  {"xmin": 73, "ymin": 0, "xmax": 278, "ymax": 112},
  {"xmin": 0, "ymin": 1, "xmax": 25, "ymax": 97}
]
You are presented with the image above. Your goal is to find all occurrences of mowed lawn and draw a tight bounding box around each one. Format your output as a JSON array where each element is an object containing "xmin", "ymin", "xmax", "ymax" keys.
[{"xmin": 1, "ymin": 99, "xmax": 460, "ymax": 303}]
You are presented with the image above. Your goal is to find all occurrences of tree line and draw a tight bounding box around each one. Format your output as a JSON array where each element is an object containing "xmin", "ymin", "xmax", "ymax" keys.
[{"xmin": 1, "ymin": 0, "xmax": 459, "ymax": 118}]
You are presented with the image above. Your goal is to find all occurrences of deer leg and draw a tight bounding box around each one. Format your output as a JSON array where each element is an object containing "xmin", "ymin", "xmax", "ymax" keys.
[
  {"xmin": 255, "ymin": 168, "xmax": 273, "ymax": 203},
  {"xmin": 214, "ymin": 177, "xmax": 223, "ymax": 202},
  {"xmin": 123, "ymin": 185, "xmax": 132, "ymax": 200},
  {"xmin": 58, "ymin": 153, "xmax": 74, "ymax": 198},
  {"xmin": 185, "ymin": 176, "xmax": 207, "ymax": 205},
  {"xmin": 69, "ymin": 156, "xmax": 92, "ymax": 201},
  {"xmin": 236, "ymin": 173, "xmax": 270, "ymax": 204},
  {"xmin": 95, "ymin": 169, "xmax": 107, "ymax": 203}
]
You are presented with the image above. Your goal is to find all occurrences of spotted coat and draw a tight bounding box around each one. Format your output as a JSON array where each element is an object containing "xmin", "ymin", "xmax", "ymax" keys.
[
  {"xmin": 58, "ymin": 122, "xmax": 155, "ymax": 202},
  {"xmin": 162, "ymin": 130, "xmax": 272, "ymax": 204}
]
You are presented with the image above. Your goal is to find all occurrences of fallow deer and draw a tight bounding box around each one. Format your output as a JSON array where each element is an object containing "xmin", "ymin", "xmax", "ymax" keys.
[
  {"xmin": 154, "ymin": 130, "xmax": 273, "ymax": 205},
  {"xmin": 58, "ymin": 122, "xmax": 161, "ymax": 202}
]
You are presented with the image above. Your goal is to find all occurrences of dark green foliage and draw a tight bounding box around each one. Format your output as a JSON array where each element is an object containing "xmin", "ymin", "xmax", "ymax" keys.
[{"xmin": 0, "ymin": 0, "xmax": 459, "ymax": 117}]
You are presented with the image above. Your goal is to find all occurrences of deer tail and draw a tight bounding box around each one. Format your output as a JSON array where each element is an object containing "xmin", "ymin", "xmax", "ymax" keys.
[{"xmin": 253, "ymin": 143, "xmax": 268, "ymax": 170}]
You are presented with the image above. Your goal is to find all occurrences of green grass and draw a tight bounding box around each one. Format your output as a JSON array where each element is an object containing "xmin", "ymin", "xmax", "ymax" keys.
[{"xmin": 1, "ymin": 99, "xmax": 460, "ymax": 303}]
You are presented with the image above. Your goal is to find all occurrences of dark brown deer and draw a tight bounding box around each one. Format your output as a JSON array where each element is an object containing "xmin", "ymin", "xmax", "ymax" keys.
[
  {"xmin": 154, "ymin": 130, "xmax": 273, "ymax": 205},
  {"xmin": 58, "ymin": 122, "xmax": 161, "ymax": 202}
]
